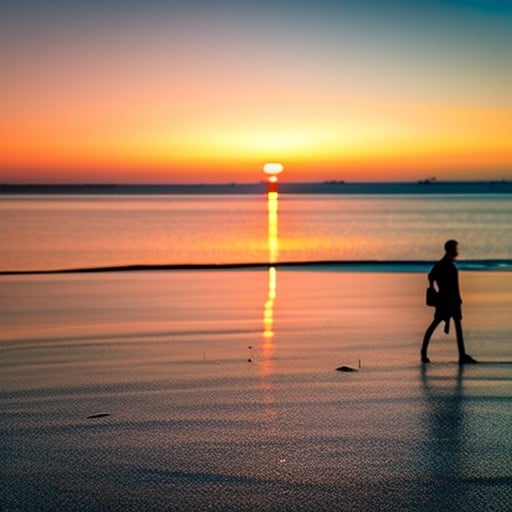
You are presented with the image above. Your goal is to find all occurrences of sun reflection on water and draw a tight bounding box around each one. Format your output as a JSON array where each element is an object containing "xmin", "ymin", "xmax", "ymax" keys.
[
  {"xmin": 263, "ymin": 266, "xmax": 277, "ymax": 345},
  {"xmin": 267, "ymin": 191, "xmax": 279, "ymax": 264},
  {"xmin": 263, "ymin": 191, "xmax": 279, "ymax": 346},
  {"xmin": 259, "ymin": 191, "xmax": 279, "ymax": 422}
]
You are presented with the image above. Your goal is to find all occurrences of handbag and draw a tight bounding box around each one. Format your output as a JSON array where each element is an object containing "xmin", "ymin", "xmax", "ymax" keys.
[{"xmin": 426, "ymin": 286, "xmax": 438, "ymax": 307}]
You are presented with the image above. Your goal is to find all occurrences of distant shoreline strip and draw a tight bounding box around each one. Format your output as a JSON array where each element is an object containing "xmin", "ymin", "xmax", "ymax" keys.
[
  {"xmin": 1, "ymin": 259, "xmax": 511, "ymax": 276},
  {"xmin": 1, "ymin": 180, "xmax": 511, "ymax": 195}
]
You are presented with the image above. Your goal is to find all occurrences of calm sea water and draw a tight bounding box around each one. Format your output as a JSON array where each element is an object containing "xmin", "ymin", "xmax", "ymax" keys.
[{"xmin": 1, "ymin": 194, "xmax": 511, "ymax": 272}]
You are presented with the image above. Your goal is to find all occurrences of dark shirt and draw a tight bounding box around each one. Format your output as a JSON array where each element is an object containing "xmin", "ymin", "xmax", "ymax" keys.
[{"xmin": 428, "ymin": 255, "xmax": 462, "ymax": 305}]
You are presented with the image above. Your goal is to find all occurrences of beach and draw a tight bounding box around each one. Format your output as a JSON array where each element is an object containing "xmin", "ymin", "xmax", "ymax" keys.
[
  {"xmin": 1, "ymin": 269, "xmax": 511, "ymax": 511},
  {"xmin": 3, "ymin": 0, "xmax": 512, "ymax": 506}
]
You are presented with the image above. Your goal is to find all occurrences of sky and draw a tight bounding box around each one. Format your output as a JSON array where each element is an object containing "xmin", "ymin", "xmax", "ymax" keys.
[{"xmin": 1, "ymin": 0, "xmax": 511, "ymax": 183}]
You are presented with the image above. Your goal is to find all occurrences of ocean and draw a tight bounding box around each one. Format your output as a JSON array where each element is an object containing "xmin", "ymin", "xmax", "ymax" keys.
[
  {"xmin": 1, "ymin": 192, "xmax": 512, "ymax": 511},
  {"xmin": 1, "ymin": 193, "xmax": 511, "ymax": 272}
]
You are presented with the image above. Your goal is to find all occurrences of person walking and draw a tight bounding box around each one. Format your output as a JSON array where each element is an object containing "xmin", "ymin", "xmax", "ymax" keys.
[{"xmin": 421, "ymin": 240, "xmax": 477, "ymax": 365}]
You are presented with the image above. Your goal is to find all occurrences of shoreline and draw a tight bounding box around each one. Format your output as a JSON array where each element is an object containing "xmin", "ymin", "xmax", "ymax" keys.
[{"xmin": 2, "ymin": 259, "xmax": 512, "ymax": 276}]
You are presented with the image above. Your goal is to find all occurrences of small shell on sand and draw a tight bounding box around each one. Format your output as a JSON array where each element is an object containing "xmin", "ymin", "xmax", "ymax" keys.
[
  {"xmin": 86, "ymin": 413, "xmax": 110, "ymax": 419},
  {"xmin": 336, "ymin": 366, "xmax": 358, "ymax": 372}
]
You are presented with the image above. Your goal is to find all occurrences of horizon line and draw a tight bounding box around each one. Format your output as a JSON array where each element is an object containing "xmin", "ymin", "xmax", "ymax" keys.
[
  {"xmin": 1, "ymin": 180, "xmax": 511, "ymax": 196},
  {"xmin": 1, "ymin": 178, "xmax": 511, "ymax": 186}
]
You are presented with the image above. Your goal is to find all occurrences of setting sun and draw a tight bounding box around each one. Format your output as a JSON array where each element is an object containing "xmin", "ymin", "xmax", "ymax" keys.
[{"xmin": 263, "ymin": 163, "xmax": 284, "ymax": 182}]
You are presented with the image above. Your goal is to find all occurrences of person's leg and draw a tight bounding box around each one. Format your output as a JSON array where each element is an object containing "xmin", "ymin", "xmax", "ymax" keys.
[
  {"xmin": 455, "ymin": 318, "xmax": 478, "ymax": 363},
  {"xmin": 421, "ymin": 317, "xmax": 442, "ymax": 362},
  {"xmin": 454, "ymin": 317, "xmax": 466, "ymax": 358}
]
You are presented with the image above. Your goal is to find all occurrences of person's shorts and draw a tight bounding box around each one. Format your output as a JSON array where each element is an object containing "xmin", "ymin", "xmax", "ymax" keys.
[{"xmin": 435, "ymin": 302, "xmax": 462, "ymax": 321}]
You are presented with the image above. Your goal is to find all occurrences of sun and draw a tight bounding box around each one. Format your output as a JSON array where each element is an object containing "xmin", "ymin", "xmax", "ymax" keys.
[{"xmin": 263, "ymin": 163, "xmax": 284, "ymax": 183}]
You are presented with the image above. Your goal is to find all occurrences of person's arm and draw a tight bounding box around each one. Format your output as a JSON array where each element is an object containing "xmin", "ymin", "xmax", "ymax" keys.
[{"xmin": 428, "ymin": 264, "xmax": 438, "ymax": 288}]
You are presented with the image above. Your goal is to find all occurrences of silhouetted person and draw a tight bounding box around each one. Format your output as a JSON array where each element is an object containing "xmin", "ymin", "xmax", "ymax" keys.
[{"xmin": 421, "ymin": 240, "xmax": 477, "ymax": 365}]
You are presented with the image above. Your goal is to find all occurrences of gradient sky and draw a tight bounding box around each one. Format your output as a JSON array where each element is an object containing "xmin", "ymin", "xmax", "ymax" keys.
[{"xmin": 1, "ymin": 0, "xmax": 511, "ymax": 183}]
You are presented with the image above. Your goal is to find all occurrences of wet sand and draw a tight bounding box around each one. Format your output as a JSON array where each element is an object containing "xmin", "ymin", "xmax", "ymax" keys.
[{"xmin": 1, "ymin": 270, "xmax": 511, "ymax": 511}]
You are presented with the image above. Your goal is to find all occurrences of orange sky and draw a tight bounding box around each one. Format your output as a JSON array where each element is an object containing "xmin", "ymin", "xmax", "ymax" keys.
[{"xmin": 1, "ymin": 1, "xmax": 511, "ymax": 183}]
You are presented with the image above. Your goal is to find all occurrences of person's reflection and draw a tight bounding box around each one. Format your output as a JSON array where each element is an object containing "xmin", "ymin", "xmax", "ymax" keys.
[{"xmin": 420, "ymin": 366, "xmax": 467, "ymax": 508}]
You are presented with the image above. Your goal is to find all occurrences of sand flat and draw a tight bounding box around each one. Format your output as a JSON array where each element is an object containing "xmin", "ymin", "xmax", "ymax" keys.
[{"xmin": 1, "ymin": 270, "xmax": 511, "ymax": 511}]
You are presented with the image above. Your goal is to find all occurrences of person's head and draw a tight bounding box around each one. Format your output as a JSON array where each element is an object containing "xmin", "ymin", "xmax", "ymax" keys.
[{"xmin": 444, "ymin": 239, "xmax": 459, "ymax": 259}]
